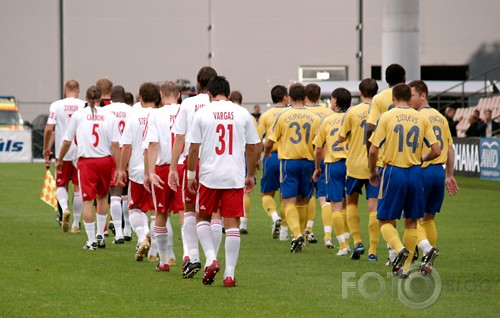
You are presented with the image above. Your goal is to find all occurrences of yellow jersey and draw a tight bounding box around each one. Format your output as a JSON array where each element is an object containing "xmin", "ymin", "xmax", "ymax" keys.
[
  {"xmin": 419, "ymin": 106, "xmax": 453, "ymax": 168},
  {"xmin": 339, "ymin": 102, "xmax": 370, "ymax": 178},
  {"xmin": 269, "ymin": 107, "xmax": 321, "ymax": 161},
  {"xmin": 369, "ymin": 107, "xmax": 438, "ymax": 168},
  {"xmin": 367, "ymin": 88, "xmax": 394, "ymax": 126},
  {"xmin": 313, "ymin": 112, "xmax": 347, "ymax": 163},
  {"xmin": 306, "ymin": 105, "xmax": 333, "ymax": 120},
  {"xmin": 257, "ymin": 106, "xmax": 288, "ymax": 152}
]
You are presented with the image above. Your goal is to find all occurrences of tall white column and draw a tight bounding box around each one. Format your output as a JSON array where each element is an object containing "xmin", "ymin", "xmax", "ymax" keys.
[{"xmin": 382, "ymin": 0, "xmax": 421, "ymax": 81}]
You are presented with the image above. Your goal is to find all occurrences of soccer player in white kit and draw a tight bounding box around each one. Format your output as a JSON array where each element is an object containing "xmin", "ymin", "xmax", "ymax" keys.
[
  {"xmin": 44, "ymin": 80, "xmax": 86, "ymax": 233},
  {"xmin": 168, "ymin": 66, "xmax": 218, "ymax": 278},
  {"xmin": 105, "ymin": 85, "xmax": 132, "ymax": 243},
  {"xmin": 116, "ymin": 82, "xmax": 159, "ymax": 261},
  {"xmin": 187, "ymin": 76, "xmax": 260, "ymax": 287},
  {"xmin": 143, "ymin": 81, "xmax": 183, "ymax": 272},
  {"xmin": 56, "ymin": 85, "xmax": 120, "ymax": 250}
]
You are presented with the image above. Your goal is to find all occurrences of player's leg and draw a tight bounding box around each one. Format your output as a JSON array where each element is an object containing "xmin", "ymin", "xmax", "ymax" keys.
[
  {"xmin": 77, "ymin": 159, "xmax": 97, "ymax": 249},
  {"xmin": 182, "ymin": 162, "xmax": 201, "ymax": 276},
  {"xmin": 56, "ymin": 161, "xmax": 72, "ymax": 232},
  {"xmin": 154, "ymin": 209, "xmax": 170, "ymax": 272},
  {"xmin": 109, "ymin": 186, "xmax": 124, "ymax": 243},
  {"xmin": 94, "ymin": 156, "xmax": 114, "ymax": 249},
  {"xmin": 365, "ymin": 178, "xmax": 380, "ymax": 261},
  {"xmin": 319, "ymin": 197, "xmax": 332, "ymax": 247},
  {"xmin": 148, "ymin": 210, "xmax": 158, "ymax": 262},
  {"xmin": 70, "ymin": 164, "xmax": 82, "ymax": 233},
  {"xmin": 122, "ymin": 185, "xmax": 132, "ymax": 241},
  {"xmin": 196, "ymin": 185, "xmax": 219, "ymax": 284},
  {"xmin": 261, "ymin": 152, "xmax": 282, "ymax": 238},
  {"xmin": 211, "ymin": 211, "xmax": 223, "ymax": 257}
]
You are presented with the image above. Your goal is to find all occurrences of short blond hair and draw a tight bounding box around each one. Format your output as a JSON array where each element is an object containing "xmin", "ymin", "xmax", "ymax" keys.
[
  {"xmin": 159, "ymin": 81, "xmax": 180, "ymax": 98},
  {"xmin": 65, "ymin": 80, "xmax": 80, "ymax": 92},
  {"xmin": 96, "ymin": 77, "xmax": 113, "ymax": 95}
]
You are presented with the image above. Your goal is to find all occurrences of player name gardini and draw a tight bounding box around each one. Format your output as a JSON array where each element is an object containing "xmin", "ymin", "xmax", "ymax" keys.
[
  {"xmin": 395, "ymin": 114, "xmax": 419, "ymax": 123},
  {"xmin": 284, "ymin": 113, "xmax": 315, "ymax": 123},
  {"xmin": 213, "ymin": 111, "xmax": 234, "ymax": 120}
]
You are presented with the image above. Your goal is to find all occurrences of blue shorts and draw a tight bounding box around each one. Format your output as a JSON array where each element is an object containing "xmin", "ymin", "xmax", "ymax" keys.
[
  {"xmin": 345, "ymin": 177, "xmax": 379, "ymax": 199},
  {"xmin": 377, "ymin": 165, "xmax": 424, "ymax": 220},
  {"xmin": 325, "ymin": 159, "xmax": 346, "ymax": 202},
  {"xmin": 280, "ymin": 159, "xmax": 315, "ymax": 199},
  {"xmin": 315, "ymin": 160, "xmax": 327, "ymax": 198},
  {"xmin": 261, "ymin": 152, "xmax": 280, "ymax": 193},
  {"xmin": 422, "ymin": 164, "xmax": 445, "ymax": 215}
]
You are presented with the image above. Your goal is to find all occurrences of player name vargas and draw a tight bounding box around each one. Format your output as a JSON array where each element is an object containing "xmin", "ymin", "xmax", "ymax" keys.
[{"xmin": 213, "ymin": 111, "xmax": 234, "ymax": 120}]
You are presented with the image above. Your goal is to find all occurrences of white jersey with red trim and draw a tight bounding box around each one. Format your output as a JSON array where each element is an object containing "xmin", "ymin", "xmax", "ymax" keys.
[
  {"xmin": 106, "ymin": 102, "xmax": 132, "ymax": 137},
  {"xmin": 120, "ymin": 107, "xmax": 153, "ymax": 183},
  {"xmin": 172, "ymin": 93, "xmax": 210, "ymax": 151},
  {"xmin": 187, "ymin": 100, "xmax": 261, "ymax": 189},
  {"xmin": 47, "ymin": 97, "xmax": 86, "ymax": 161},
  {"xmin": 143, "ymin": 104, "xmax": 183, "ymax": 165},
  {"xmin": 64, "ymin": 106, "xmax": 119, "ymax": 159}
]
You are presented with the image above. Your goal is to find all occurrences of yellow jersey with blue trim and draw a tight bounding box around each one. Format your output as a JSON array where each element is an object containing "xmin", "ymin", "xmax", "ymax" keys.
[
  {"xmin": 367, "ymin": 87, "xmax": 394, "ymax": 126},
  {"xmin": 256, "ymin": 106, "xmax": 288, "ymax": 152},
  {"xmin": 339, "ymin": 102, "xmax": 370, "ymax": 178},
  {"xmin": 269, "ymin": 107, "xmax": 321, "ymax": 161},
  {"xmin": 419, "ymin": 106, "xmax": 453, "ymax": 168},
  {"xmin": 306, "ymin": 105, "xmax": 333, "ymax": 120},
  {"xmin": 369, "ymin": 107, "xmax": 438, "ymax": 168},
  {"xmin": 312, "ymin": 112, "xmax": 347, "ymax": 163}
]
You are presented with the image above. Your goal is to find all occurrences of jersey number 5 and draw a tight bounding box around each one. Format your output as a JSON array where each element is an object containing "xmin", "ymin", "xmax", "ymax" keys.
[
  {"xmin": 215, "ymin": 124, "xmax": 233, "ymax": 155},
  {"xmin": 92, "ymin": 123, "xmax": 100, "ymax": 147}
]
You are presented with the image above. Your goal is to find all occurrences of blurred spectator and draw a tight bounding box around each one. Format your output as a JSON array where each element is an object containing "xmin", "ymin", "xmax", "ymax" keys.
[
  {"xmin": 465, "ymin": 115, "xmax": 481, "ymax": 137},
  {"xmin": 444, "ymin": 106, "xmax": 461, "ymax": 137},
  {"xmin": 480, "ymin": 109, "xmax": 499, "ymax": 137},
  {"xmin": 252, "ymin": 104, "xmax": 261, "ymax": 122}
]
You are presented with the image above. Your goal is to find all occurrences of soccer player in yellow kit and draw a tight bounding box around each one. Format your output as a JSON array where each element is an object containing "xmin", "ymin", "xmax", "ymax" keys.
[
  {"xmin": 366, "ymin": 64, "xmax": 406, "ymax": 265},
  {"xmin": 368, "ymin": 84, "xmax": 441, "ymax": 278},
  {"xmin": 312, "ymin": 88, "xmax": 350, "ymax": 253},
  {"xmin": 257, "ymin": 85, "xmax": 290, "ymax": 239},
  {"xmin": 265, "ymin": 83, "xmax": 321, "ymax": 252},
  {"xmin": 305, "ymin": 83, "xmax": 333, "ymax": 244},
  {"xmin": 339, "ymin": 78, "xmax": 380, "ymax": 261},
  {"xmin": 409, "ymin": 80, "xmax": 459, "ymax": 275}
]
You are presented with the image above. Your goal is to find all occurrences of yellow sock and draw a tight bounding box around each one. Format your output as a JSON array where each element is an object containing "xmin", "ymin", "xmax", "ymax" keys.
[
  {"xmin": 368, "ymin": 212, "xmax": 380, "ymax": 255},
  {"xmin": 297, "ymin": 205, "xmax": 307, "ymax": 234},
  {"xmin": 262, "ymin": 195, "xmax": 277, "ymax": 217},
  {"xmin": 403, "ymin": 228, "xmax": 418, "ymax": 272},
  {"xmin": 341, "ymin": 209, "xmax": 348, "ymax": 232},
  {"xmin": 244, "ymin": 195, "xmax": 251, "ymax": 217},
  {"xmin": 347, "ymin": 204, "xmax": 362, "ymax": 245},
  {"xmin": 285, "ymin": 204, "xmax": 301, "ymax": 238},
  {"xmin": 416, "ymin": 222, "xmax": 427, "ymax": 245},
  {"xmin": 280, "ymin": 200, "xmax": 288, "ymax": 227},
  {"xmin": 380, "ymin": 223, "xmax": 404, "ymax": 252},
  {"xmin": 307, "ymin": 198, "xmax": 316, "ymax": 232},
  {"xmin": 332, "ymin": 211, "xmax": 347, "ymax": 250},
  {"xmin": 321, "ymin": 203, "xmax": 332, "ymax": 240},
  {"xmin": 421, "ymin": 219, "xmax": 437, "ymax": 246}
]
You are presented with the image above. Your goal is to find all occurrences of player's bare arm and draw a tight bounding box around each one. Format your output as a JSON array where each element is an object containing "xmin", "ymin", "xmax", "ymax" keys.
[
  {"xmin": 116, "ymin": 144, "xmax": 132, "ymax": 186},
  {"xmin": 186, "ymin": 142, "xmax": 200, "ymax": 194},
  {"xmin": 168, "ymin": 134, "xmax": 185, "ymax": 191},
  {"xmin": 147, "ymin": 142, "xmax": 164, "ymax": 190},
  {"xmin": 365, "ymin": 123, "xmax": 375, "ymax": 157},
  {"xmin": 263, "ymin": 139, "xmax": 275, "ymax": 158},
  {"xmin": 55, "ymin": 140, "xmax": 71, "ymax": 173},
  {"xmin": 312, "ymin": 147, "xmax": 324, "ymax": 182},
  {"xmin": 368, "ymin": 144, "xmax": 379, "ymax": 186},
  {"xmin": 422, "ymin": 142, "xmax": 441, "ymax": 162},
  {"xmin": 245, "ymin": 143, "xmax": 257, "ymax": 193},
  {"xmin": 43, "ymin": 124, "xmax": 55, "ymax": 166},
  {"xmin": 445, "ymin": 145, "xmax": 459, "ymax": 196}
]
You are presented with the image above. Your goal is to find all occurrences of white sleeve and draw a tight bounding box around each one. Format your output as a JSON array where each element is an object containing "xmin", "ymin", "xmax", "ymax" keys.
[
  {"xmin": 120, "ymin": 113, "xmax": 134, "ymax": 146},
  {"xmin": 187, "ymin": 112, "xmax": 202, "ymax": 144},
  {"xmin": 110, "ymin": 116, "xmax": 120, "ymax": 143},
  {"xmin": 245, "ymin": 113, "xmax": 261, "ymax": 144},
  {"xmin": 171, "ymin": 102, "xmax": 187, "ymax": 135},
  {"xmin": 47, "ymin": 102, "xmax": 57, "ymax": 125},
  {"xmin": 63, "ymin": 111, "xmax": 77, "ymax": 141},
  {"xmin": 144, "ymin": 113, "xmax": 158, "ymax": 144}
]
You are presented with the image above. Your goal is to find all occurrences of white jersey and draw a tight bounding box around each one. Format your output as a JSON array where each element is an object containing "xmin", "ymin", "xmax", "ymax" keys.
[
  {"xmin": 172, "ymin": 93, "xmax": 210, "ymax": 152},
  {"xmin": 120, "ymin": 107, "xmax": 153, "ymax": 183},
  {"xmin": 187, "ymin": 100, "xmax": 261, "ymax": 189},
  {"xmin": 64, "ymin": 106, "xmax": 119, "ymax": 158},
  {"xmin": 47, "ymin": 97, "xmax": 86, "ymax": 161},
  {"xmin": 106, "ymin": 102, "xmax": 132, "ymax": 137},
  {"xmin": 143, "ymin": 104, "xmax": 184, "ymax": 165}
]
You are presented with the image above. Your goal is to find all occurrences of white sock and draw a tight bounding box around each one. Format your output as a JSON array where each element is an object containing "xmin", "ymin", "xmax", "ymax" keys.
[
  {"xmin": 72, "ymin": 192, "xmax": 82, "ymax": 227},
  {"xmin": 240, "ymin": 217, "xmax": 247, "ymax": 230},
  {"xmin": 84, "ymin": 221, "xmax": 96, "ymax": 244},
  {"xmin": 167, "ymin": 218, "xmax": 175, "ymax": 261},
  {"xmin": 56, "ymin": 187, "xmax": 69, "ymax": 211},
  {"xmin": 336, "ymin": 235, "xmax": 346, "ymax": 245},
  {"xmin": 344, "ymin": 232, "xmax": 351, "ymax": 241},
  {"xmin": 184, "ymin": 212, "xmax": 200, "ymax": 261},
  {"xmin": 181, "ymin": 224, "xmax": 188, "ymax": 258},
  {"xmin": 149, "ymin": 216, "xmax": 157, "ymax": 257},
  {"xmin": 224, "ymin": 228, "xmax": 240, "ymax": 279},
  {"xmin": 388, "ymin": 244, "xmax": 397, "ymax": 261},
  {"xmin": 96, "ymin": 214, "xmax": 107, "ymax": 237},
  {"xmin": 129, "ymin": 209, "xmax": 146, "ymax": 242},
  {"xmin": 418, "ymin": 239, "xmax": 433, "ymax": 255},
  {"xmin": 110, "ymin": 196, "xmax": 123, "ymax": 238},
  {"xmin": 307, "ymin": 220, "xmax": 314, "ymax": 230},
  {"xmin": 324, "ymin": 226, "xmax": 332, "ymax": 235},
  {"xmin": 196, "ymin": 221, "xmax": 216, "ymax": 267},
  {"xmin": 211, "ymin": 219, "xmax": 223, "ymax": 257},
  {"xmin": 122, "ymin": 195, "xmax": 131, "ymax": 235},
  {"xmin": 271, "ymin": 211, "xmax": 280, "ymax": 222},
  {"xmin": 154, "ymin": 226, "xmax": 168, "ymax": 266}
]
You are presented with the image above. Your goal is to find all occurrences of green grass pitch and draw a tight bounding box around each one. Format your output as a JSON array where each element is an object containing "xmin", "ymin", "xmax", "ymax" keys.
[{"xmin": 0, "ymin": 163, "xmax": 498, "ymax": 317}]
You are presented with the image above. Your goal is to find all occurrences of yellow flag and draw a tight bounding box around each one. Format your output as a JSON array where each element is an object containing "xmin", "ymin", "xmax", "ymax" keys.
[{"xmin": 40, "ymin": 169, "xmax": 58, "ymax": 211}]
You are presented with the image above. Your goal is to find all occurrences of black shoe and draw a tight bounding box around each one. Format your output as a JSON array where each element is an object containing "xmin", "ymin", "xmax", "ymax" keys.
[
  {"xmin": 239, "ymin": 228, "xmax": 248, "ymax": 234},
  {"xmin": 124, "ymin": 235, "xmax": 132, "ymax": 242},
  {"xmin": 113, "ymin": 238, "xmax": 125, "ymax": 244},
  {"xmin": 419, "ymin": 247, "xmax": 439, "ymax": 276},
  {"xmin": 392, "ymin": 247, "xmax": 409, "ymax": 275},
  {"xmin": 350, "ymin": 243, "xmax": 365, "ymax": 260},
  {"xmin": 109, "ymin": 222, "xmax": 116, "ymax": 236},
  {"xmin": 305, "ymin": 231, "xmax": 318, "ymax": 244},
  {"xmin": 55, "ymin": 211, "xmax": 62, "ymax": 226},
  {"xmin": 96, "ymin": 234, "xmax": 106, "ymax": 249},
  {"xmin": 83, "ymin": 242, "xmax": 98, "ymax": 250},
  {"xmin": 290, "ymin": 236, "xmax": 305, "ymax": 253},
  {"xmin": 272, "ymin": 219, "xmax": 282, "ymax": 239},
  {"xmin": 183, "ymin": 261, "xmax": 201, "ymax": 278},
  {"xmin": 412, "ymin": 246, "xmax": 419, "ymax": 264}
]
